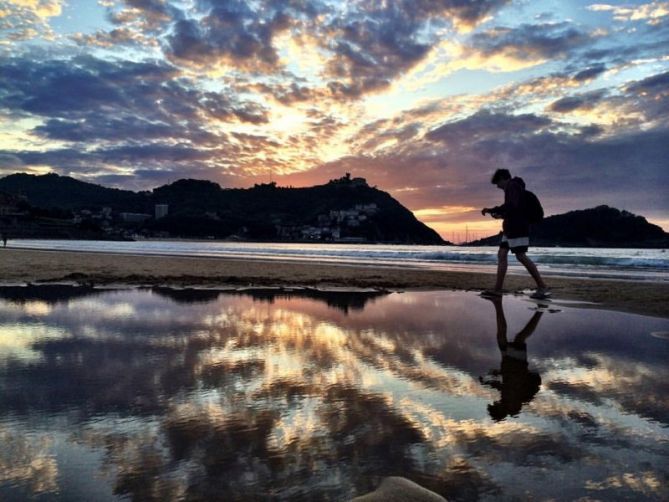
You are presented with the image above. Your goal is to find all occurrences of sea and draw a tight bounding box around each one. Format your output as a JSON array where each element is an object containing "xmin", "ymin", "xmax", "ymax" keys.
[{"xmin": 9, "ymin": 239, "xmax": 669, "ymax": 282}]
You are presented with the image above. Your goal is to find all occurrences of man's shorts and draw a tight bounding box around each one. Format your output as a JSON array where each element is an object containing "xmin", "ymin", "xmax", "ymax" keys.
[{"xmin": 500, "ymin": 234, "xmax": 529, "ymax": 254}]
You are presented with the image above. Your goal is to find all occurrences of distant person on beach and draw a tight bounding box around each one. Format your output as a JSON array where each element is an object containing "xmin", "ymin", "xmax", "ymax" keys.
[
  {"xmin": 480, "ymin": 295, "xmax": 543, "ymax": 421},
  {"xmin": 481, "ymin": 169, "xmax": 549, "ymax": 298},
  {"xmin": 1, "ymin": 231, "xmax": 6, "ymax": 248}
]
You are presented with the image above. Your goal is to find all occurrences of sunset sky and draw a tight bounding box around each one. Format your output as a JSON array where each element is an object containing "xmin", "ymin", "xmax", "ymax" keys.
[{"xmin": 1, "ymin": 0, "xmax": 668, "ymax": 240}]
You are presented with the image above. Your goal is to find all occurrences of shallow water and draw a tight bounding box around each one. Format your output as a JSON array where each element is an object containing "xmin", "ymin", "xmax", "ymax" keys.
[{"xmin": 0, "ymin": 287, "xmax": 668, "ymax": 501}]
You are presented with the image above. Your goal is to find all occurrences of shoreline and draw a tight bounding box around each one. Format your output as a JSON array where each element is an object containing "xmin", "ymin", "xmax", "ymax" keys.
[{"xmin": 1, "ymin": 248, "xmax": 667, "ymax": 318}]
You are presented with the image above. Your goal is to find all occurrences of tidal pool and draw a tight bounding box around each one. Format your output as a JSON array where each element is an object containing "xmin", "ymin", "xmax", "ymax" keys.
[{"xmin": 0, "ymin": 286, "xmax": 667, "ymax": 501}]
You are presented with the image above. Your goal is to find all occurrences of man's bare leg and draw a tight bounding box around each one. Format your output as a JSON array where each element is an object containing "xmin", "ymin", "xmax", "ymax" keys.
[
  {"xmin": 494, "ymin": 247, "xmax": 509, "ymax": 291},
  {"xmin": 515, "ymin": 252, "xmax": 547, "ymax": 289}
]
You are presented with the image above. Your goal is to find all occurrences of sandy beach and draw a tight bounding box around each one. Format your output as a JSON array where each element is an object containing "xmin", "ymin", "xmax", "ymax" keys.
[{"xmin": 0, "ymin": 247, "xmax": 667, "ymax": 318}]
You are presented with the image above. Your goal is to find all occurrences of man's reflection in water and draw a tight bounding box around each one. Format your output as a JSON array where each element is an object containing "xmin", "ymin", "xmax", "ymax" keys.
[{"xmin": 479, "ymin": 296, "xmax": 543, "ymax": 421}]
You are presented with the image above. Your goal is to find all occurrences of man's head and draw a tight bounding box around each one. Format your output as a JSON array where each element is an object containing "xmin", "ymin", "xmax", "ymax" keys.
[{"xmin": 491, "ymin": 169, "xmax": 511, "ymax": 189}]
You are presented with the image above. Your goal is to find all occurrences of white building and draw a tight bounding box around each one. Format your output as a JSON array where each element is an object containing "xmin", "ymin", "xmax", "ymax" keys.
[
  {"xmin": 120, "ymin": 212, "xmax": 151, "ymax": 223},
  {"xmin": 155, "ymin": 204, "xmax": 169, "ymax": 219}
]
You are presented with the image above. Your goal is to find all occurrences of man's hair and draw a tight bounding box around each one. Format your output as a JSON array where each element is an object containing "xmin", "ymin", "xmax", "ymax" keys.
[{"xmin": 491, "ymin": 169, "xmax": 511, "ymax": 184}]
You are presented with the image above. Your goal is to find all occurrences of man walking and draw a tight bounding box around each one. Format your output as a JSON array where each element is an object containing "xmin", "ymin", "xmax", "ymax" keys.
[{"xmin": 481, "ymin": 169, "xmax": 549, "ymax": 298}]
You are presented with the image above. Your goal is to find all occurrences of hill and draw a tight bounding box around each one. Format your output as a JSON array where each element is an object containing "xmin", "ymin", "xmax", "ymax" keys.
[
  {"xmin": 0, "ymin": 172, "xmax": 149, "ymax": 211},
  {"xmin": 467, "ymin": 205, "xmax": 668, "ymax": 248},
  {"xmin": 0, "ymin": 173, "xmax": 446, "ymax": 244}
]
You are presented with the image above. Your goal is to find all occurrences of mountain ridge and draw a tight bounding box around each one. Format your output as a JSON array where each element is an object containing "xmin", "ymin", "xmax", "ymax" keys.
[{"xmin": 0, "ymin": 172, "xmax": 446, "ymax": 244}]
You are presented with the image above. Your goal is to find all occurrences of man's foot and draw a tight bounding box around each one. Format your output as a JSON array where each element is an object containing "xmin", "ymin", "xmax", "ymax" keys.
[
  {"xmin": 530, "ymin": 287, "xmax": 551, "ymax": 299},
  {"xmin": 480, "ymin": 289, "xmax": 504, "ymax": 297}
]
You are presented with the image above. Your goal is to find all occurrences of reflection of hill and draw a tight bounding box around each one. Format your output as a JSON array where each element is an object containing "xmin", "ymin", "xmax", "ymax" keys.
[
  {"xmin": 151, "ymin": 287, "xmax": 223, "ymax": 304},
  {"xmin": 0, "ymin": 284, "xmax": 106, "ymax": 305},
  {"xmin": 0, "ymin": 284, "xmax": 389, "ymax": 312},
  {"xmin": 230, "ymin": 288, "xmax": 389, "ymax": 313},
  {"xmin": 139, "ymin": 286, "xmax": 390, "ymax": 312}
]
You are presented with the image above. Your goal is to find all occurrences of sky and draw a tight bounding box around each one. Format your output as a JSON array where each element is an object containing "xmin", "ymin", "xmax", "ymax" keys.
[{"xmin": 0, "ymin": 0, "xmax": 668, "ymax": 240}]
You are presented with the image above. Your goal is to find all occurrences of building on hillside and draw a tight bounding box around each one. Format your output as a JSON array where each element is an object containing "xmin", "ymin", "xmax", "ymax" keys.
[
  {"xmin": 120, "ymin": 212, "xmax": 151, "ymax": 223},
  {"xmin": 329, "ymin": 173, "xmax": 368, "ymax": 187},
  {"xmin": 155, "ymin": 204, "xmax": 169, "ymax": 219}
]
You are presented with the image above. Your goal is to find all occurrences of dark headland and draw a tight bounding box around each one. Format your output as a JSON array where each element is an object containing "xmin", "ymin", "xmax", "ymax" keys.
[
  {"xmin": 0, "ymin": 173, "xmax": 445, "ymax": 244},
  {"xmin": 467, "ymin": 205, "xmax": 669, "ymax": 248}
]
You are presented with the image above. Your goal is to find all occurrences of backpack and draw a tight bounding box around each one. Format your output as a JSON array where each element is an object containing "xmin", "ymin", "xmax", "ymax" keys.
[{"xmin": 523, "ymin": 190, "xmax": 544, "ymax": 224}]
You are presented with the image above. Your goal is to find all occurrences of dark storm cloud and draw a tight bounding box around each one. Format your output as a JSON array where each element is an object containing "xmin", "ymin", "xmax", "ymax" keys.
[
  {"xmin": 0, "ymin": 48, "xmax": 284, "ymax": 185},
  {"xmin": 8, "ymin": 143, "xmax": 245, "ymax": 169},
  {"xmin": 573, "ymin": 65, "xmax": 607, "ymax": 82},
  {"xmin": 623, "ymin": 70, "xmax": 669, "ymax": 125},
  {"xmin": 0, "ymin": 55, "xmax": 175, "ymax": 117},
  {"xmin": 407, "ymin": 0, "xmax": 510, "ymax": 24},
  {"xmin": 469, "ymin": 22, "xmax": 591, "ymax": 61},
  {"xmin": 0, "ymin": 53, "xmax": 268, "ymax": 143},
  {"xmin": 33, "ymin": 116, "xmax": 222, "ymax": 145},
  {"xmin": 322, "ymin": 1, "xmax": 510, "ymax": 99},
  {"xmin": 164, "ymin": 0, "xmax": 314, "ymax": 70},
  {"xmin": 576, "ymin": 15, "xmax": 669, "ymax": 70},
  {"xmin": 0, "ymin": 154, "xmax": 24, "ymax": 170},
  {"xmin": 626, "ymin": 69, "xmax": 669, "ymax": 94},
  {"xmin": 426, "ymin": 110, "xmax": 553, "ymax": 143},
  {"xmin": 549, "ymin": 89, "xmax": 608, "ymax": 113},
  {"xmin": 73, "ymin": 0, "xmax": 510, "ymax": 100},
  {"xmin": 323, "ymin": 8, "xmax": 431, "ymax": 97}
]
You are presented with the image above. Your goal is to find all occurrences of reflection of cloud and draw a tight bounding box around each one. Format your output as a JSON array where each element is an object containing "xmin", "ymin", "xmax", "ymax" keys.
[
  {"xmin": 585, "ymin": 472, "xmax": 663, "ymax": 495},
  {"xmin": 0, "ymin": 429, "xmax": 58, "ymax": 495},
  {"xmin": 0, "ymin": 324, "xmax": 66, "ymax": 364},
  {"xmin": 1, "ymin": 289, "xmax": 669, "ymax": 499},
  {"xmin": 544, "ymin": 353, "xmax": 669, "ymax": 424}
]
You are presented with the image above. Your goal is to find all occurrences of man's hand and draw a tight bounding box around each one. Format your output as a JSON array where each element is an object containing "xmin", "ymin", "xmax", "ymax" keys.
[{"xmin": 483, "ymin": 208, "xmax": 503, "ymax": 219}]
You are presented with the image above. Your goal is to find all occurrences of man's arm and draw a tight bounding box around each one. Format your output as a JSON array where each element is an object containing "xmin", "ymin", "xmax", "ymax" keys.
[{"xmin": 482, "ymin": 206, "xmax": 504, "ymax": 218}]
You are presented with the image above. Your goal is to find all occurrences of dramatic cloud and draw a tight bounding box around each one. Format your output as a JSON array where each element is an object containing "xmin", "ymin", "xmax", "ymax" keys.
[
  {"xmin": 0, "ymin": 0, "xmax": 63, "ymax": 41},
  {"xmin": 466, "ymin": 22, "xmax": 592, "ymax": 67},
  {"xmin": 0, "ymin": 0, "xmax": 667, "ymax": 233},
  {"xmin": 549, "ymin": 89, "xmax": 608, "ymax": 113},
  {"xmin": 588, "ymin": 2, "xmax": 669, "ymax": 25}
]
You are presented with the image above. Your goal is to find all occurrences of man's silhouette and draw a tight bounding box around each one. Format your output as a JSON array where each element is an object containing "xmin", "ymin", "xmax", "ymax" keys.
[
  {"xmin": 480, "ymin": 296, "xmax": 543, "ymax": 421},
  {"xmin": 482, "ymin": 169, "xmax": 549, "ymax": 299}
]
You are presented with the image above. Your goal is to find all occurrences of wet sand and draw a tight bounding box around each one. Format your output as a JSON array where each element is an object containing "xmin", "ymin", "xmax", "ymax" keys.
[{"xmin": 0, "ymin": 248, "xmax": 667, "ymax": 318}]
